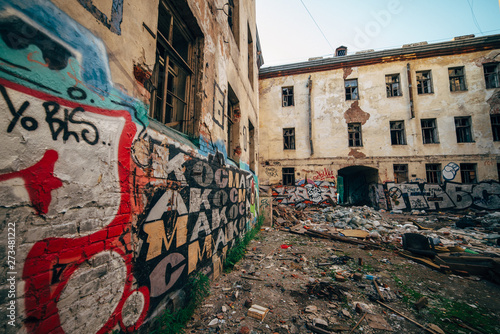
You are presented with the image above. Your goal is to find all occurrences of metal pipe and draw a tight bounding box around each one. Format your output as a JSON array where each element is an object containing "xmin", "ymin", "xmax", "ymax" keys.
[{"xmin": 307, "ymin": 75, "xmax": 314, "ymax": 155}]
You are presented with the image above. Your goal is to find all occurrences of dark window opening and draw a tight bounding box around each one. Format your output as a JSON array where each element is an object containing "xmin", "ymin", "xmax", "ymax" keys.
[
  {"xmin": 455, "ymin": 116, "xmax": 473, "ymax": 143},
  {"xmin": 484, "ymin": 63, "xmax": 499, "ymax": 89},
  {"xmin": 460, "ymin": 163, "xmax": 477, "ymax": 184},
  {"xmin": 491, "ymin": 114, "xmax": 500, "ymax": 141},
  {"xmin": 421, "ymin": 118, "xmax": 439, "ymax": 144},
  {"xmin": 390, "ymin": 120, "xmax": 406, "ymax": 145},
  {"xmin": 426, "ymin": 163, "xmax": 442, "ymax": 184},
  {"xmin": 227, "ymin": 85, "xmax": 239, "ymax": 162},
  {"xmin": 283, "ymin": 128, "xmax": 295, "ymax": 150},
  {"xmin": 247, "ymin": 24, "xmax": 254, "ymax": 87},
  {"xmin": 416, "ymin": 70, "xmax": 433, "ymax": 94},
  {"xmin": 386, "ymin": 74, "xmax": 401, "ymax": 97},
  {"xmin": 282, "ymin": 167, "xmax": 295, "ymax": 186},
  {"xmin": 348, "ymin": 122, "xmax": 362, "ymax": 147},
  {"xmin": 249, "ymin": 120, "xmax": 255, "ymax": 170},
  {"xmin": 393, "ymin": 164, "xmax": 408, "ymax": 183},
  {"xmin": 449, "ymin": 66, "xmax": 466, "ymax": 91},
  {"xmin": 345, "ymin": 79, "xmax": 359, "ymax": 100},
  {"xmin": 282, "ymin": 86, "xmax": 294, "ymax": 107}
]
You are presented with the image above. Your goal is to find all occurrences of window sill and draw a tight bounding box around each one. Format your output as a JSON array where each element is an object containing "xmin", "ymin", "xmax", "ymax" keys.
[
  {"xmin": 450, "ymin": 89, "xmax": 468, "ymax": 93},
  {"xmin": 417, "ymin": 92, "xmax": 434, "ymax": 95},
  {"xmin": 387, "ymin": 95, "xmax": 403, "ymax": 98},
  {"xmin": 147, "ymin": 116, "xmax": 199, "ymax": 149}
]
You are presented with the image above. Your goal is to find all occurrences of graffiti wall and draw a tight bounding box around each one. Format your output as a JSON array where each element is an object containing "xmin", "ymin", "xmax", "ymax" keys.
[
  {"xmin": 369, "ymin": 180, "xmax": 500, "ymax": 211},
  {"xmin": 272, "ymin": 180, "xmax": 337, "ymax": 206},
  {"xmin": 0, "ymin": 0, "xmax": 257, "ymax": 333}
]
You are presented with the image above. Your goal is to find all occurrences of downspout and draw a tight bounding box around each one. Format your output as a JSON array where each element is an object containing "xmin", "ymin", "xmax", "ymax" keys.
[
  {"xmin": 406, "ymin": 63, "xmax": 415, "ymax": 119},
  {"xmin": 307, "ymin": 75, "xmax": 314, "ymax": 155}
]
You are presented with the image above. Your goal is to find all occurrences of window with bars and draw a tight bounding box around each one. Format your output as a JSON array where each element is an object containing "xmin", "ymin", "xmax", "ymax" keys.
[
  {"xmin": 484, "ymin": 63, "xmax": 499, "ymax": 89},
  {"xmin": 455, "ymin": 116, "xmax": 473, "ymax": 143},
  {"xmin": 390, "ymin": 120, "xmax": 406, "ymax": 145},
  {"xmin": 491, "ymin": 114, "xmax": 500, "ymax": 141},
  {"xmin": 426, "ymin": 164, "xmax": 442, "ymax": 184},
  {"xmin": 449, "ymin": 67, "xmax": 466, "ymax": 92},
  {"xmin": 386, "ymin": 74, "xmax": 401, "ymax": 97},
  {"xmin": 348, "ymin": 123, "xmax": 362, "ymax": 147},
  {"xmin": 421, "ymin": 118, "xmax": 439, "ymax": 144},
  {"xmin": 282, "ymin": 86, "xmax": 294, "ymax": 107},
  {"xmin": 283, "ymin": 128, "xmax": 295, "ymax": 150},
  {"xmin": 282, "ymin": 167, "xmax": 295, "ymax": 186},
  {"xmin": 345, "ymin": 79, "xmax": 359, "ymax": 100},
  {"xmin": 393, "ymin": 164, "xmax": 408, "ymax": 183},
  {"xmin": 460, "ymin": 163, "xmax": 477, "ymax": 184},
  {"xmin": 416, "ymin": 70, "xmax": 433, "ymax": 94}
]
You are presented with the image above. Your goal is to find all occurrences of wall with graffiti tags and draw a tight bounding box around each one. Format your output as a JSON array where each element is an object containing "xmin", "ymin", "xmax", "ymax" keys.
[
  {"xmin": 272, "ymin": 180, "xmax": 337, "ymax": 206},
  {"xmin": 0, "ymin": 0, "xmax": 259, "ymax": 333}
]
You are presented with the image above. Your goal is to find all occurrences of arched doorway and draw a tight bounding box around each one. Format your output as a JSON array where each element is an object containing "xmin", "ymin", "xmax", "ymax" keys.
[{"xmin": 338, "ymin": 166, "xmax": 379, "ymax": 205}]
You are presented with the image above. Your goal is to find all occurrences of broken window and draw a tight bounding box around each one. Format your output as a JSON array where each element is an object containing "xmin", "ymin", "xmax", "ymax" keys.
[
  {"xmin": 283, "ymin": 128, "xmax": 295, "ymax": 150},
  {"xmin": 426, "ymin": 164, "xmax": 442, "ymax": 184},
  {"xmin": 484, "ymin": 63, "xmax": 499, "ymax": 89},
  {"xmin": 455, "ymin": 116, "xmax": 473, "ymax": 143},
  {"xmin": 416, "ymin": 70, "xmax": 433, "ymax": 94},
  {"xmin": 151, "ymin": 0, "xmax": 197, "ymax": 134},
  {"xmin": 345, "ymin": 79, "xmax": 359, "ymax": 100},
  {"xmin": 449, "ymin": 66, "xmax": 466, "ymax": 92},
  {"xmin": 386, "ymin": 74, "xmax": 401, "ymax": 97},
  {"xmin": 393, "ymin": 164, "xmax": 408, "ymax": 183},
  {"xmin": 460, "ymin": 163, "xmax": 477, "ymax": 184},
  {"xmin": 421, "ymin": 118, "xmax": 439, "ymax": 144},
  {"xmin": 282, "ymin": 86, "xmax": 294, "ymax": 107},
  {"xmin": 282, "ymin": 167, "xmax": 295, "ymax": 186},
  {"xmin": 348, "ymin": 122, "xmax": 362, "ymax": 147},
  {"xmin": 491, "ymin": 114, "xmax": 500, "ymax": 141},
  {"xmin": 390, "ymin": 120, "xmax": 406, "ymax": 145}
]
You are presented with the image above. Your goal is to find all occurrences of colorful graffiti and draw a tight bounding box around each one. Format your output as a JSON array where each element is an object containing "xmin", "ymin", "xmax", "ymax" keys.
[
  {"xmin": 369, "ymin": 180, "xmax": 500, "ymax": 211},
  {"xmin": 272, "ymin": 181, "xmax": 337, "ymax": 205},
  {"xmin": 312, "ymin": 168, "xmax": 336, "ymax": 181}
]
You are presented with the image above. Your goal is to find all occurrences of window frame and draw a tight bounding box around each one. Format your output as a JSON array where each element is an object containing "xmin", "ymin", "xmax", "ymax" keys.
[
  {"xmin": 454, "ymin": 116, "xmax": 473, "ymax": 143},
  {"xmin": 393, "ymin": 164, "xmax": 408, "ymax": 183},
  {"xmin": 491, "ymin": 114, "xmax": 500, "ymax": 141},
  {"xmin": 390, "ymin": 120, "xmax": 406, "ymax": 145},
  {"xmin": 416, "ymin": 70, "xmax": 433, "ymax": 94},
  {"xmin": 426, "ymin": 163, "xmax": 442, "ymax": 184},
  {"xmin": 448, "ymin": 66, "xmax": 467, "ymax": 92},
  {"xmin": 484, "ymin": 63, "xmax": 499, "ymax": 89},
  {"xmin": 386, "ymin": 74, "xmax": 402, "ymax": 97},
  {"xmin": 460, "ymin": 163, "xmax": 477, "ymax": 184},
  {"xmin": 282, "ymin": 167, "xmax": 295, "ymax": 186},
  {"xmin": 282, "ymin": 86, "xmax": 294, "ymax": 107},
  {"xmin": 421, "ymin": 118, "xmax": 439, "ymax": 144},
  {"xmin": 345, "ymin": 79, "xmax": 359, "ymax": 100},
  {"xmin": 348, "ymin": 122, "xmax": 363, "ymax": 147},
  {"xmin": 283, "ymin": 127, "xmax": 296, "ymax": 150}
]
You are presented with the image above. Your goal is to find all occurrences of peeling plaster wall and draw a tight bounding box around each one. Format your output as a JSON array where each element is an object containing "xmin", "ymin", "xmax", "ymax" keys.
[
  {"xmin": 0, "ymin": 0, "xmax": 259, "ymax": 333},
  {"xmin": 259, "ymin": 47, "xmax": 500, "ymax": 210}
]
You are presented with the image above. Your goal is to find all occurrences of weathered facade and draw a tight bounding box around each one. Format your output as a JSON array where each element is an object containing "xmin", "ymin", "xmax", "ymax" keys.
[
  {"xmin": 259, "ymin": 35, "xmax": 500, "ymax": 212},
  {"xmin": 0, "ymin": 0, "xmax": 261, "ymax": 332}
]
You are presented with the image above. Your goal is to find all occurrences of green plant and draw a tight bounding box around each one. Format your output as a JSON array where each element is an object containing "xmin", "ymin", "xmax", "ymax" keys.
[
  {"xmin": 223, "ymin": 215, "xmax": 264, "ymax": 272},
  {"xmin": 151, "ymin": 273, "xmax": 210, "ymax": 334}
]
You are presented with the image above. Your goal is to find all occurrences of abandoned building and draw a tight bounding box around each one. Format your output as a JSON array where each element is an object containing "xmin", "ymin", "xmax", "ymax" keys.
[
  {"xmin": 258, "ymin": 34, "xmax": 500, "ymax": 212},
  {"xmin": 0, "ymin": 0, "xmax": 262, "ymax": 332}
]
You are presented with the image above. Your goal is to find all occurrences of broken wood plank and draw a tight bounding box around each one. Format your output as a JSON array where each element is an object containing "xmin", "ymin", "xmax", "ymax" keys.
[
  {"xmin": 304, "ymin": 229, "xmax": 382, "ymax": 249},
  {"xmin": 376, "ymin": 301, "xmax": 440, "ymax": 334},
  {"xmin": 339, "ymin": 229, "xmax": 369, "ymax": 238},
  {"xmin": 306, "ymin": 323, "xmax": 334, "ymax": 334},
  {"xmin": 397, "ymin": 251, "xmax": 441, "ymax": 270},
  {"xmin": 349, "ymin": 312, "xmax": 367, "ymax": 334},
  {"xmin": 240, "ymin": 274, "xmax": 264, "ymax": 281},
  {"xmin": 373, "ymin": 279, "xmax": 385, "ymax": 302}
]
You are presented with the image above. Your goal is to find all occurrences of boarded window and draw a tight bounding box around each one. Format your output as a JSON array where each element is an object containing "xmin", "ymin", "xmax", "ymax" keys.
[
  {"xmin": 282, "ymin": 86, "xmax": 294, "ymax": 107},
  {"xmin": 390, "ymin": 120, "xmax": 406, "ymax": 145},
  {"xmin": 282, "ymin": 167, "xmax": 295, "ymax": 186},
  {"xmin": 393, "ymin": 164, "xmax": 408, "ymax": 183},
  {"xmin": 426, "ymin": 164, "xmax": 442, "ymax": 184},
  {"xmin": 455, "ymin": 116, "xmax": 473, "ymax": 143},
  {"xmin": 283, "ymin": 128, "xmax": 295, "ymax": 150}
]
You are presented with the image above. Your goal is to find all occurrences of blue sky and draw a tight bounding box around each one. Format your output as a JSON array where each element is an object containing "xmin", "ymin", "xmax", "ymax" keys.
[{"xmin": 256, "ymin": 0, "xmax": 500, "ymax": 67}]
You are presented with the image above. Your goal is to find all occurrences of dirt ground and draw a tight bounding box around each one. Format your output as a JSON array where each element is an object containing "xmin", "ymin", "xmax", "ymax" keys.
[{"xmin": 185, "ymin": 208, "xmax": 500, "ymax": 334}]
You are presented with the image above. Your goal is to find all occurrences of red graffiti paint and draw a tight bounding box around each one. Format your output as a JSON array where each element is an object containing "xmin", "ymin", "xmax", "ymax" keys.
[
  {"xmin": 0, "ymin": 78, "xmax": 149, "ymax": 333},
  {"xmin": 0, "ymin": 149, "xmax": 62, "ymax": 215}
]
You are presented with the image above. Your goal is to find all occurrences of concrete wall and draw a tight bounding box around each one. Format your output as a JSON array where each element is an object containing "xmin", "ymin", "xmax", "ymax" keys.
[
  {"xmin": 0, "ymin": 0, "xmax": 259, "ymax": 333},
  {"xmin": 259, "ymin": 46, "xmax": 500, "ymax": 210}
]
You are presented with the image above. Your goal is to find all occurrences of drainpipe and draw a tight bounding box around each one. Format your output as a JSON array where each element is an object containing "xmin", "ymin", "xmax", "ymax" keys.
[
  {"xmin": 307, "ymin": 75, "xmax": 314, "ymax": 155},
  {"xmin": 407, "ymin": 63, "xmax": 415, "ymax": 118}
]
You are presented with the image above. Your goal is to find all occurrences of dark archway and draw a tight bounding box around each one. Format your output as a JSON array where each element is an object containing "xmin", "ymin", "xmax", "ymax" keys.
[{"xmin": 338, "ymin": 166, "xmax": 379, "ymax": 205}]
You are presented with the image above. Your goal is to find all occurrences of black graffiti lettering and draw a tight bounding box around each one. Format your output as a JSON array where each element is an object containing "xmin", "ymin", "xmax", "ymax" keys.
[
  {"xmin": 1, "ymin": 84, "xmax": 37, "ymax": 133},
  {"xmin": 68, "ymin": 107, "xmax": 99, "ymax": 145},
  {"xmin": 67, "ymin": 87, "xmax": 87, "ymax": 100}
]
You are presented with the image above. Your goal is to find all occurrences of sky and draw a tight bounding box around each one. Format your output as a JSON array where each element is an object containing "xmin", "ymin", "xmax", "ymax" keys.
[{"xmin": 256, "ymin": 0, "xmax": 500, "ymax": 67}]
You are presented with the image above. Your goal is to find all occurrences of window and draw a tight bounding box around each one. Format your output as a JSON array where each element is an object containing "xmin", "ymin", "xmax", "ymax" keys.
[
  {"xmin": 151, "ymin": 1, "xmax": 197, "ymax": 134},
  {"xmin": 249, "ymin": 120, "xmax": 255, "ymax": 170},
  {"xmin": 460, "ymin": 163, "xmax": 477, "ymax": 184},
  {"xmin": 282, "ymin": 167, "xmax": 295, "ymax": 186},
  {"xmin": 491, "ymin": 114, "xmax": 500, "ymax": 141},
  {"xmin": 421, "ymin": 118, "xmax": 439, "ymax": 144},
  {"xmin": 386, "ymin": 74, "xmax": 401, "ymax": 97},
  {"xmin": 416, "ymin": 70, "xmax": 433, "ymax": 94},
  {"xmin": 484, "ymin": 63, "xmax": 499, "ymax": 89},
  {"xmin": 283, "ymin": 128, "xmax": 295, "ymax": 150},
  {"xmin": 393, "ymin": 164, "xmax": 408, "ymax": 183},
  {"xmin": 227, "ymin": 0, "xmax": 239, "ymax": 47},
  {"xmin": 497, "ymin": 163, "xmax": 500, "ymax": 181},
  {"xmin": 247, "ymin": 24, "xmax": 254, "ymax": 87},
  {"xmin": 227, "ymin": 85, "xmax": 239, "ymax": 161},
  {"xmin": 426, "ymin": 164, "xmax": 442, "ymax": 184},
  {"xmin": 449, "ymin": 67, "xmax": 466, "ymax": 91},
  {"xmin": 282, "ymin": 86, "xmax": 294, "ymax": 107},
  {"xmin": 455, "ymin": 116, "xmax": 473, "ymax": 143},
  {"xmin": 348, "ymin": 123, "xmax": 362, "ymax": 147},
  {"xmin": 390, "ymin": 121, "xmax": 406, "ymax": 145},
  {"xmin": 345, "ymin": 79, "xmax": 359, "ymax": 100}
]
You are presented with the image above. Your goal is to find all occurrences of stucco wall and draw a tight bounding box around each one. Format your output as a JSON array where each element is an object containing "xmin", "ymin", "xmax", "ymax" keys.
[{"xmin": 0, "ymin": 0, "xmax": 259, "ymax": 333}]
